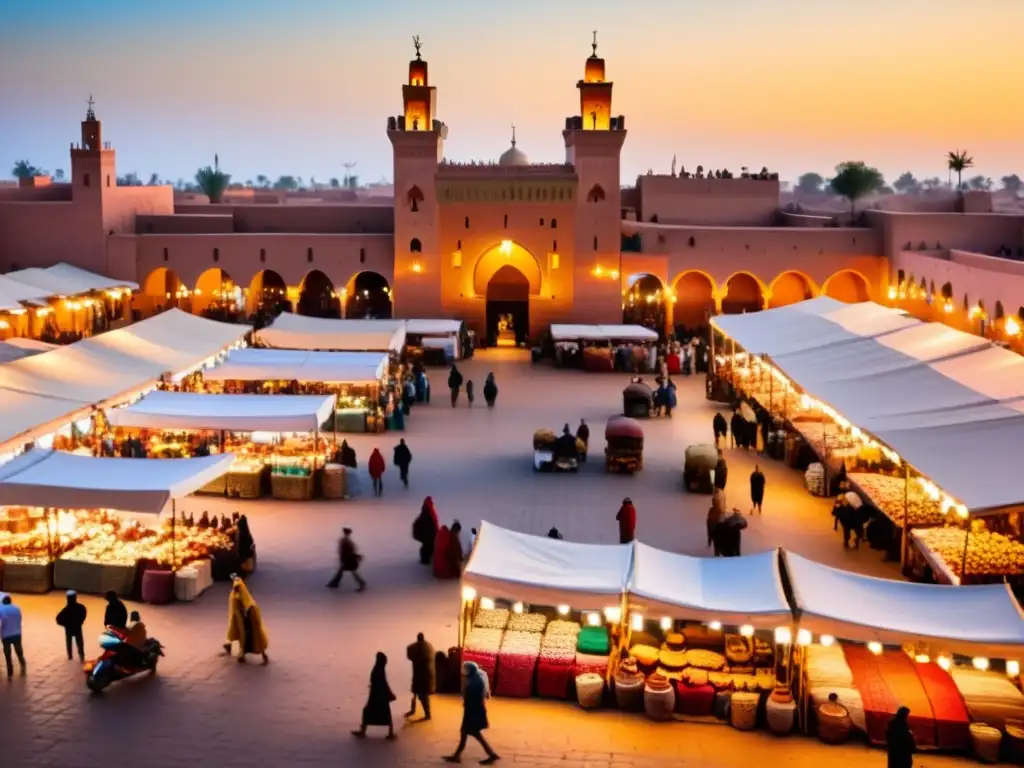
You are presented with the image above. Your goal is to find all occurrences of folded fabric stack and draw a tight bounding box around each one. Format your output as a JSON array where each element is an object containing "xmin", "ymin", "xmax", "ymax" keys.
[
  {"xmin": 951, "ymin": 668, "xmax": 1024, "ymax": 732},
  {"xmin": 463, "ymin": 627, "xmax": 503, "ymax": 683},
  {"xmin": 574, "ymin": 651, "xmax": 611, "ymax": 680},
  {"xmin": 537, "ymin": 621, "xmax": 580, "ymax": 699},
  {"xmin": 674, "ymin": 679, "xmax": 716, "ymax": 716},
  {"xmin": 806, "ymin": 643, "xmax": 864, "ymax": 732},
  {"xmin": 507, "ymin": 612, "xmax": 547, "ymax": 633},
  {"xmin": 577, "ymin": 625, "xmax": 611, "ymax": 656},
  {"xmin": 496, "ymin": 631, "xmax": 542, "ymax": 698},
  {"xmin": 473, "ymin": 608, "xmax": 511, "ymax": 630}
]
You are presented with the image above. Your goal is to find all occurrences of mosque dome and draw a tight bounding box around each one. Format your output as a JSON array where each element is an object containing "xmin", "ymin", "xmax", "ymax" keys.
[{"xmin": 498, "ymin": 125, "xmax": 529, "ymax": 166}]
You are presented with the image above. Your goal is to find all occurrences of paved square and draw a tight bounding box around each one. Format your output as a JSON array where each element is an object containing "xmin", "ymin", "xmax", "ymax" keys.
[{"xmin": 3, "ymin": 351, "xmax": 965, "ymax": 768}]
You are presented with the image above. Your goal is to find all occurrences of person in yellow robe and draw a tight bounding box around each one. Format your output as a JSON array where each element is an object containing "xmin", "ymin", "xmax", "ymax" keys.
[{"xmin": 223, "ymin": 575, "xmax": 268, "ymax": 664}]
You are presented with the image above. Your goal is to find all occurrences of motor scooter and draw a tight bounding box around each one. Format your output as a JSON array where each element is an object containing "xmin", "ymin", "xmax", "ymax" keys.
[{"xmin": 84, "ymin": 627, "xmax": 163, "ymax": 693}]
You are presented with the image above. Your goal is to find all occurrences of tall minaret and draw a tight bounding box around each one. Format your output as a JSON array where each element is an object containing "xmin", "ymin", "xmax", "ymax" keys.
[
  {"xmin": 564, "ymin": 33, "xmax": 627, "ymax": 322},
  {"xmin": 388, "ymin": 36, "xmax": 447, "ymax": 317},
  {"xmin": 70, "ymin": 95, "xmax": 118, "ymax": 201}
]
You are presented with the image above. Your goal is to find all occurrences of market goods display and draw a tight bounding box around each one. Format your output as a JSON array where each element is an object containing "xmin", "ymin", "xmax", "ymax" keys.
[
  {"xmin": 533, "ymin": 430, "xmax": 556, "ymax": 450},
  {"xmin": 809, "ymin": 688, "xmax": 866, "ymax": 733},
  {"xmin": 664, "ymin": 632, "xmax": 685, "ymax": 651},
  {"xmin": 804, "ymin": 463, "xmax": 827, "ymax": 497},
  {"xmin": 576, "ymin": 625, "xmax": 611, "ymax": 656},
  {"xmin": 950, "ymin": 668, "xmax": 1024, "ymax": 732},
  {"xmin": 766, "ymin": 692, "xmax": 797, "ymax": 735},
  {"xmin": 499, "ymin": 630, "xmax": 542, "ymax": 657},
  {"xmin": 643, "ymin": 673, "xmax": 675, "ymax": 721},
  {"xmin": 806, "ymin": 643, "xmax": 855, "ymax": 689},
  {"xmin": 473, "ymin": 608, "xmax": 511, "ymax": 630},
  {"xmin": 463, "ymin": 627, "xmax": 503, "ymax": 682},
  {"xmin": 540, "ymin": 623, "xmax": 579, "ymax": 664},
  {"xmin": 753, "ymin": 637, "xmax": 774, "ymax": 667},
  {"xmin": 914, "ymin": 660, "xmax": 971, "ymax": 750},
  {"xmin": 614, "ymin": 657, "xmax": 645, "ymax": 711},
  {"xmin": 730, "ymin": 691, "xmax": 760, "ymax": 730},
  {"xmin": 682, "ymin": 667, "xmax": 710, "ymax": 687},
  {"xmin": 496, "ymin": 631, "xmax": 541, "ymax": 698},
  {"xmin": 630, "ymin": 644, "xmax": 661, "ymax": 669},
  {"xmin": 674, "ymin": 681, "xmax": 716, "ymax": 717},
  {"xmin": 545, "ymin": 619, "xmax": 580, "ymax": 636},
  {"xmin": 969, "ymin": 724, "xmax": 1002, "ymax": 763},
  {"xmin": 507, "ymin": 612, "xmax": 547, "ymax": 633},
  {"xmin": 724, "ymin": 634, "xmax": 753, "ymax": 664},
  {"xmin": 847, "ymin": 473, "xmax": 944, "ymax": 527},
  {"xmin": 913, "ymin": 526, "xmax": 1024, "ymax": 579},
  {"xmin": 794, "ymin": 421, "xmax": 861, "ymax": 457},
  {"xmin": 683, "ymin": 649, "xmax": 727, "ymax": 671},
  {"xmin": 575, "ymin": 672, "xmax": 604, "ymax": 709},
  {"xmin": 816, "ymin": 695, "xmax": 854, "ymax": 744},
  {"xmin": 658, "ymin": 648, "xmax": 687, "ymax": 670},
  {"xmin": 574, "ymin": 652, "xmax": 610, "ymax": 679}
]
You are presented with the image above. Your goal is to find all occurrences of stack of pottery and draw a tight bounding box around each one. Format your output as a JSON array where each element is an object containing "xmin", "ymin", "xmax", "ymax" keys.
[
  {"xmin": 644, "ymin": 673, "xmax": 676, "ymax": 721},
  {"xmin": 969, "ymin": 724, "xmax": 1002, "ymax": 764},
  {"xmin": 766, "ymin": 688, "xmax": 796, "ymax": 735},
  {"xmin": 817, "ymin": 696, "xmax": 853, "ymax": 744},
  {"xmin": 614, "ymin": 657, "xmax": 645, "ymax": 711}
]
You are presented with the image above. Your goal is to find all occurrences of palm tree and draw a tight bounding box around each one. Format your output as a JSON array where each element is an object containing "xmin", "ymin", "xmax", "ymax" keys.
[
  {"xmin": 11, "ymin": 160, "xmax": 38, "ymax": 180},
  {"xmin": 946, "ymin": 150, "xmax": 973, "ymax": 191},
  {"xmin": 256, "ymin": 174, "xmax": 269, "ymax": 188},
  {"xmin": 54, "ymin": 168, "xmax": 65, "ymax": 181},
  {"xmin": 194, "ymin": 154, "xmax": 231, "ymax": 203},
  {"xmin": 829, "ymin": 161, "xmax": 884, "ymax": 224}
]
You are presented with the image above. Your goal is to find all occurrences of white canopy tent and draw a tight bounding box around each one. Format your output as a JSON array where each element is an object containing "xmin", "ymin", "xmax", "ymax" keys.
[
  {"xmin": 931, "ymin": 346, "xmax": 1024, "ymax": 402},
  {"xmin": 204, "ymin": 348, "xmax": 387, "ymax": 383},
  {"xmin": 4, "ymin": 263, "xmax": 138, "ymax": 297},
  {"xmin": 550, "ymin": 324, "xmax": 659, "ymax": 342},
  {"xmin": 0, "ymin": 450, "xmax": 235, "ymax": 515},
  {"xmin": 0, "ymin": 390, "xmax": 94, "ymax": 453},
  {"xmin": 628, "ymin": 544, "xmax": 791, "ymax": 628},
  {"xmin": 406, "ymin": 319, "xmax": 462, "ymax": 336},
  {"xmin": 256, "ymin": 314, "xmax": 406, "ymax": 352},
  {"xmin": 106, "ymin": 391, "xmax": 336, "ymax": 433},
  {"xmin": 463, "ymin": 522, "xmax": 634, "ymax": 609},
  {"xmin": 783, "ymin": 551, "xmax": 1024, "ymax": 657}
]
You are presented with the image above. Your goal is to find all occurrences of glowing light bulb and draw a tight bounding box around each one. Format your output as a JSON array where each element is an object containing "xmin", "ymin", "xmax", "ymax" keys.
[
  {"xmin": 557, "ymin": 605, "xmax": 570, "ymax": 616},
  {"xmin": 774, "ymin": 627, "xmax": 792, "ymax": 645},
  {"xmin": 868, "ymin": 642, "xmax": 883, "ymax": 655},
  {"xmin": 660, "ymin": 617, "xmax": 672, "ymax": 631},
  {"xmin": 937, "ymin": 656, "xmax": 951, "ymax": 671},
  {"xmin": 739, "ymin": 624, "xmax": 754, "ymax": 638},
  {"xmin": 973, "ymin": 657, "xmax": 990, "ymax": 671},
  {"xmin": 586, "ymin": 612, "xmax": 601, "ymax": 627},
  {"xmin": 796, "ymin": 629, "xmax": 812, "ymax": 646},
  {"xmin": 914, "ymin": 654, "xmax": 930, "ymax": 664},
  {"xmin": 512, "ymin": 602, "xmax": 524, "ymax": 614},
  {"xmin": 479, "ymin": 597, "xmax": 495, "ymax": 610},
  {"xmin": 603, "ymin": 606, "xmax": 621, "ymax": 623},
  {"xmin": 461, "ymin": 586, "xmax": 477, "ymax": 602},
  {"xmin": 708, "ymin": 621, "xmax": 722, "ymax": 631},
  {"xmin": 630, "ymin": 614, "xmax": 644, "ymax": 631},
  {"xmin": 820, "ymin": 635, "xmax": 835, "ymax": 647},
  {"xmin": 1008, "ymin": 660, "xmax": 1020, "ymax": 677}
]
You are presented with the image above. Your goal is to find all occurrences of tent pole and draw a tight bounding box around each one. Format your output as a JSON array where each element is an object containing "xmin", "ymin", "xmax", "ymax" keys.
[
  {"xmin": 171, "ymin": 498, "xmax": 177, "ymax": 573},
  {"xmin": 900, "ymin": 463, "xmax": 910, "ymax": 573},
  {"xmin": 959, "ymin": 527, "xmax": 969, "ymax": 585}
]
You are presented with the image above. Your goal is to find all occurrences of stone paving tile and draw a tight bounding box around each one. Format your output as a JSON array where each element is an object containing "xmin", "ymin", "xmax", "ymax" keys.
[{"xmin": 0, "ymin": 350, "xmax": 958, "ymax": 767}]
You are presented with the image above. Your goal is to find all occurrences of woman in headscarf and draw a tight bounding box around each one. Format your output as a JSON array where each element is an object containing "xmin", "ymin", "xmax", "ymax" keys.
[
  {"xmin": 352, "ymin": 652, "xmax": 396, "ymax": 739},
  {"xmin": 447, "ymin": 521, "xmax": 466, "ymax": 573},
  {"xmin": 482, "ymin": 373, "xmax": 498, "ymax": 408},
  {"xmin": 223, "ymin": 576, "xmax": 269, "ymax": 664},
  {"xmin": 448, "ymin": 364, "xmax": 464, "ymax": 407},
  {"xmin": 432, "ymin": 525, "xmax": 452, "ymax": 579},
  {"xmin": 443, "ymin": 661, "xmax": 499, "ymax": 764},
  {"xmin": 616, "ymin": 498, "xmax": 637, "ymax": 544},
  {"xmin": 412, "ymin": 497, "xmax": 440, "ymax": 565},
  {"xmin": 886, "ymin": 706, "xmax": 915, "ymax": 768},
  {"xmin": 235, "ymin": 514, "xmax": 256, "ymax": 576}
]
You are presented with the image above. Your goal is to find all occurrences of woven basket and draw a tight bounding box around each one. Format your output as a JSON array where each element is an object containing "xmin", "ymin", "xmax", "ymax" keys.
[
  {"xmin": 817, "ymin": 700, "xmax": 852, "ymax": 744},
  {"xmin": 730, "ymin": 691, "xmax": 760, "ymax": 730},
  {"xmin": 321, "ymin": 465, "xmax": 346, "ymax": 500},
  {"xmin": 271, "ymin": 473, "xmax": 314, "ymax": 501},
  {"xmin": 970, "ymin": 724, "xmax": 1002, "ymax": 764},
  {"xmin": 228, "ymin": 469, "xmax": 263, "ymax": 499},
  {"xmin": 576, "ymin": 673, "xmax": 604, "ymax": 709},
  {"xmin": 196, "ymin": 473, "xmax": 228, "ymax": 495}
]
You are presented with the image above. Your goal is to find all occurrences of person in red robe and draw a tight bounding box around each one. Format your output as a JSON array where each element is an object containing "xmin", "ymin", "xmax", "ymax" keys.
[
  {"xmin": 616, "ymin": 497, "xmax": 637, "ymax": 544},
  {"xmin": 368, "ymin": 448, "xmax": 386, "ymax": 497},
  {"xmin": 433, "ymin": 526, "xmax": 452, "ymax": 579}
]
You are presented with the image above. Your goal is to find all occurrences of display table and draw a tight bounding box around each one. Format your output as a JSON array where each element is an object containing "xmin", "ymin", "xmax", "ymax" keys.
[
  {"xmin": 322, "ymin": 464, "xmax": 347, "ymax": 500},
  {"xmin": 270, "ymin": 472, "xmax": 315, "ymax": 501},
  {"xmin": 54, "ymin": 558, "xmax": 137, "ymax": 597},
  {"xmin": 1, "ymin": 561, "xmax": 54, "ymax": 593},
  {"xmin": 335, "ymin": 408, "xmax": 368, "ymax": 434},
  {"xmin": 228, "ymin": 465, "xmax": 265, "ymax": 499},
  {"xmin": 196, "ymin": 473, "xmax": 228, "ymax": 496}
]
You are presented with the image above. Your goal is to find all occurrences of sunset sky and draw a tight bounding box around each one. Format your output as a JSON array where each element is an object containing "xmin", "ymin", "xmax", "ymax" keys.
[{"xmin": 2, "ymin": 0, "xmax": 1021, "ymax": 185}]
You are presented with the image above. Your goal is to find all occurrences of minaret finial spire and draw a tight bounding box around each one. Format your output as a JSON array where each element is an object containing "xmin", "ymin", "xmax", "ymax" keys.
[
  {"xmin": 413, "ymin": 34, "xmax": 421, "ymax": 60},
  {"xmin": 591, "ymin": 30, "xmax": 598, "ymax": 56},
  {"xmin": 86, "ymin": 94, "xmax": 95, "ymax": 120},
  {"xmin": 511, "ymin": 124, "xmax": 516, "ymax": 148}
]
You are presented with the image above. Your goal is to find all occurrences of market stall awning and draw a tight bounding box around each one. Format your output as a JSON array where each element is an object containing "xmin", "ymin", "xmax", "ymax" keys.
[
  {"xmin": 628, "ymin": 544, "xmax": 791, "ymax": 628},
  {"xmin": 0, "ymin": 340, "xmax": 50, "ymax": 363},
  {"xmin": 782, "ymin": 551, "xmax": 1024, "ymax": 657},
  {"xmin": 3, "ymin": 263, "xmax": 137, "ymax": 297},
  {"xmin": 256, "ymin": 314, "xmax": 406, "ymax": 352},
  {"xmin": 406, "ymin": 319, "xmax": 462, "ymax": 335},
  {"xmin": 550, "ymin": 324, "xmax": 659, "ymax": 342},
  {"xmin": 106, "ymin": 391, "xmax": 336, "ymax": 433},
  {"xmin": 463, "ymin": 522, "xmax": 634, "ymax": 609},
  {"xmin": 0, "ymin": 390, "xmax": 94, "ymax": 454},
  {"xmin": 0, "ymin": 450, "xmax": 235, "ymax": 514},
  {"xmin": 204, "ymin": 348, "xmax": 387, "ymax": 383},
  {"xmin": 931, "ymin": 346, "xmax": 1024, "ymax": 402}
]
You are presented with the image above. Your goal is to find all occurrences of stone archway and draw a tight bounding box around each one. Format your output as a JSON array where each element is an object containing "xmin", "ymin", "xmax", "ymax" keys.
[
  {"xmin": 671, "ymin": 271, "xmax": 717, "ymax": 330},
  {"xmin": 345, "ymin": 271, "xmax": 393, "ymax": 319},
  {"xmin": 297, "ymin": 270, "xmax": 340, "ymax": 318},
  {"xmin": 247, "ymin": 270, "xmax": 290, "ymax": 316},
  {"xmin": 473, "ymin": 240, "xmax": 543, "ymax": 298},
  {"xmin": 768, "ymin": 271, "xmax": 816, "ymax": 308},
  {"xmin": 193, "ymin": 267, "xmax": 239, "ymax": 319},
  {"xmin": 823, "ymin": 270, "xmax": 871, "ymax": 302},
  {"xmin": 486, "ymin": 264, "xmax": 529, "ymax": 347},
  {"xmin": 722, "ymin": 272, "xmax": 763, "ymax": 314},
  {"xmin": 142, "ymin": 267, "xmax": 184, "ymax": 312},
  {"xmin": 623, "ymin": 273, "xmax": 666, "ymax": 335}
]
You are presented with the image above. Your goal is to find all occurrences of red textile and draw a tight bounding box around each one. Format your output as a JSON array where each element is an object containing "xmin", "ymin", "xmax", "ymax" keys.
[
  {"xmin": 674, "ymin": 682, "xmax": 716, "ymax": 716},
  {"xmin": 423, "ymin": 497, "xmax": 439, "ymax": 528},
  {"xmin": 844, "ymin": 645, "xmax": 935, "ymax": 747},
  {"xmin": 495, "ymin": 653, "xmax": 537, "ymax": 698},
  {"xmin": 432, "ymin": 527, "xmax": 454, "ymax": 579},
  {"xmin": 573, "ymin": 653, "xmax": 610, "ymax": 679},
  {"xmin": 914, "ymin": 661, "xmax": 971, "ymax": 750},
  {"xmin": 462, "ymin": 649, "xmax": 497, "ymax": 685},
  {"xmin": 537, "ymin": 659, "xmax": 573, "ymax": 699},
  {"xmin": 368, "ymin": 449, "xmax": 385, "ymax": 478},
  {"xmin": 667, "ymin": 354, "xmax": 681, "ymax": 375},
  {"xmin": 616, "ymin": 503, "xmax": 637, "ymax": 541}
]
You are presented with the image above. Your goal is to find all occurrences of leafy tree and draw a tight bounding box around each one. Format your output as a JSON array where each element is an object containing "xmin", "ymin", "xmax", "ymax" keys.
[
  {"xmin": 795, "ymin": 172, "xmax": 824, "ymax": 194},
  {"xmin": 54, "ymin": 168, "xmax": 65, "ymax": 181},
  {"xmin": 893, "ymin": 172, "xmax": 919, "ymax": 194},
  {"xmin": 921, "ymin": 177, "xmax": 943, "ymax": 191},
  {"xmin": 273, "ymin": 175, "xmax": 298, "ymax": 191},
  {"xmin": 147, "ymin": 172, "xmax": 160, "ymax": 186},
  {"xmin": 329, "ymin": 177, "xmax": 340, "ymax": 188},
  {"xmin": 245, "ymin": 179, "xmax": 254, "ymax": 188},
  {"xmin": 1001, "ymin": 174, "xmax": 1021, "ymax": 193},
  {"xmin": 195, "ymin": 154, "xmax": 231, "ymax": 203},
  {"xmin": 11, "ymin": 160, "xmax": 39, "ymax": 179},
  {"xmin": 117, "ymin": 172, "xmax": 143, "ymax": 186},
  {"xmin": 829, "ymin": 161, "xmax": 884, "ymax": 223},
  {"xmin": 946, "ymin": 149, "xmax": 973, "ymax": 191},
  {"xmin": 256, "ymin": 174, "xmax": 269, "ymax": 188},
  {"xmin": 968, "ymin": 175, "xmax": 992, "ymax": 191}
]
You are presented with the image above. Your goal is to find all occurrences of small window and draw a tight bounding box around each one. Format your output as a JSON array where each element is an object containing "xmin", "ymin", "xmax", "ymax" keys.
[
  {"xmin": 359, "ymin": 247, "xmax": 366, "ymax": 263},
  {"xmin": 410, "ymin": 238, "xmax": 422, "ymax": 253},
  {"xmin": 213, "ymin": 247, "xmax": 220, "ymax": 262},
  {"xmin": 587, "ymin": 184, "xmax": 606, "ymax": 203},
  {"xmin": 464, "ymin": 216, "xmax": 470, "ymax": 229},
  {"xmin": 550, "ymin": 219, "xmax": 557, "ymax": 229},
  {"xmin": 552, "ymin": 239, "xmax": 557, "ymax": 251},
  {"xmin": 106, "ymin": 175, "xmax": 111, "ymax": 188},
  {"xmin": 593, "ymin": 236, "xmax": 598, "ymax": 251},
  {"xmin": 456, "ymin": 239, "xmax": 462, "ymax": 250},
  {"xmin": 503, "ymin": 214, "xmax": 508, "ymax": 228},
  {"xmin": 162, "ymin": 247, "xmax": 169, "ymax": 262},
  {"xmin": 83, "ymin": 173, "xmax": 91, "ymax": 188},
  {"xmin": 688, "ymin": 236, "xmax": 696, "ymax": 247},
  {"xmin": 307, "ymin": 247, "xmax": 314, "ymax": 263},
  {"xmin": 539, "ymin": 218, "xmax": 545, "ymax": 226},
  {"xmin": 259, "ymin": 248, "xmax": 266, "ymax": 263}
]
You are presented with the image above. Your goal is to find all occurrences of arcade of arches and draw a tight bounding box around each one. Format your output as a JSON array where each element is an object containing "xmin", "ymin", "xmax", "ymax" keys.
[
  {"xmin": 623, "ymin": 274, "xmax": 667, "ymax": 333},
  {"xmin": 345, "ymin": 272, "xmax": 393, "ymax": 319}
]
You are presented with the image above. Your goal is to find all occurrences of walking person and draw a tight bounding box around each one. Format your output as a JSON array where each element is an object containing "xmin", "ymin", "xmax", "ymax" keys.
[
  {"xmin": 575, "ymin": 419, "xmax": 590, "ymax": 461},
  {"xmin": 466, "ymin": 380, "xmax": 475, "ymax": 407},
  {"xmin": 713, "ymin": 412, "xmax": 728, "ymax": 448},
  {"xmin": 886, "ymin": 707, "xmax": 915, "ymax": 768},
  {"xmin": 483, "ymin": 373, "xmax": 498, "ymax": 407},
  {"xmin": 444, "ymin": 661, "xmax": 500, "ymax": 764},
  {"xmin": 750, "ymin": 465, "xmax": 766, "ymax": 515},
  {"xmin": 327, "ymin": 527, "xmax": 367, "ymax": 591},
  {"xmin": 616, "ymin": 497, "xmax": 637, "ymax": 544},
  {"xmin": 448, "ymin": 364, "xmax": 464, "ymax": 407},
  {"xmin": 369, "ymin": 448, "xmax": 386, "ymax": 497},
  {"xmin": 714, "ymin": 449, "xmax": 729, "ymax": 495},
  {"xmin": 412, "ymin": 497, "xmax": 439, "ymax": 565},
  {"xmin": 223, "ymin": 576, "xmax": 269, "ymax": 664},
  {"xmin": 56, "ymin": 590, "xmax": 87, "ymax": 662},
  {"xmin": 103, "ymin": 590, "xmax": 128, "ymax": 629},
  {"xmin": 393, "ymin": 438, "xmax": 412, "ymax": 488},
  {"xmin": 353, "ymin": 652, "xmax": 397, "ymax": 739},
  {"xmin": 405, "ymin": 632, "xmax": 436, "ymax": 721},
  {"xmin": 0, "ymin": 594, "xmax": 26, "ymax": 678}
]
